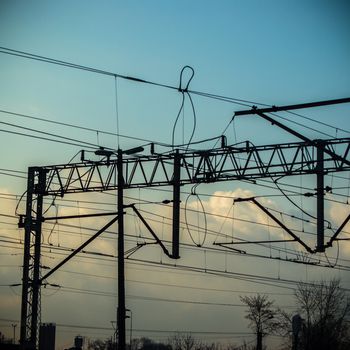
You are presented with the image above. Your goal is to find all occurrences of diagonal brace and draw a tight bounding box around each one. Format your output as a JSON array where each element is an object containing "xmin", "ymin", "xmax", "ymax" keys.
[
  {"xmin": 235, "ymin": 197, "xmax": 314, "ymax": 253},
  {"xmin": 325, "ymin": 213, "xmax": 350, "ymax": 248},
  {"xmin": 131, "ymin": 204, "xmax": 172, "ymax": 258},
  {"xmin": 40, "ymin": 215, "xmax": 119, "ymax": 283},
  {"xmin": 244, "ymin": 111, "xmax": 350, "ymax": 167},
  {"xmin": 213, "ymin": 242, "xmax": 246, "ymax": 254},
  {"xmin": 43, "ymin": 211, "xmax": 119, "ymax": 221}
]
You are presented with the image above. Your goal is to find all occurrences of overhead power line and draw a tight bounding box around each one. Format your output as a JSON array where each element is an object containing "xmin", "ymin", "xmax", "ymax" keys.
[
  {"xmin": 0, "ymin": 46, "xmax": 267, "ymax": 108},
  {"xmin": 0, "ymin": 318, "xmax": 254, "ymax": 336},
  {"xmin": 0, "ymin": 108, "xmax": 231, "ymax": 151},
  {"xmin": 0, "ymin": 127, "xmax": 97, "ymax": 149},
  {"xmin": 0, "ymin": 119, "xmax": 103, "ymax": 149},
  {"xmin": 2, "ymin": 46, "xmax": 349, "ymax": 136},
  {"xmin": 0, "ymin": 108, "xmax": 158, "ymax": 145}
]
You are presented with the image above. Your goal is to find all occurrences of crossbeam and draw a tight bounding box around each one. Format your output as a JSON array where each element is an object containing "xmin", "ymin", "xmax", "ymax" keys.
[{"xmin": 234, "ymin": 97, "xmax": 350, "ymax": 116}]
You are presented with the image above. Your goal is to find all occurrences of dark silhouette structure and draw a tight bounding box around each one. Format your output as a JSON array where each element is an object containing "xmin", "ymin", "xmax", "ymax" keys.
[
  {"xmin": 18, "ymin": 98, "xmax": 350, "ymax": 349},
  {"xmin": 38, "ymin": 323, "xmax": 55, "ymax": 350}
]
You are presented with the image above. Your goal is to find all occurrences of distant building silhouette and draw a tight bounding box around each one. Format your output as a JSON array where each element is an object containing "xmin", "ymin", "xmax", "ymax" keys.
[
  {"xmin": 64, "ymin": 335, "xmax": 84, "ymax": 350},
  {"xmin": 39, "ymin": 323, "xmax": 56, "ymax": 350}
]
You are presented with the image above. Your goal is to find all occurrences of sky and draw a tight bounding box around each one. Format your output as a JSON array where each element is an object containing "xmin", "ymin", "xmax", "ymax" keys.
[{"xmin": 0, "ymin": 1, "xmax": 350, "ymax": 349}]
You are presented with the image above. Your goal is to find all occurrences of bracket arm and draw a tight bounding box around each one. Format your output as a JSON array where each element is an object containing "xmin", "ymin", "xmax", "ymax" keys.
[
  {"xmin": 326, "ymin": 213, "xmax": 350, "ymax": 248},
  {"xmin": 40, "ymin": 215, "xmax": 119, "ymax": 282},
  {"xmin": 235, "ymin": 197, "xmax": 314, "ymax": 253},
  {"xmin": 248, "ymin": 111, "xmax": 350, "ymax": 167},
  {"xmin": 131, "ymin": 204, "xmax": 172, "ymax": 258}
]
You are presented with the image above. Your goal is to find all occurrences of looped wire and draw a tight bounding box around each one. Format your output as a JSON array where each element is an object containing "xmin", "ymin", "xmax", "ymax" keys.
[
  {"xmin": 172, "ymin": 66, "xmax": 196, "ymax": 149},
  {"xmin": 184, "ymin": 184, "xmax": 208, "ymax": 247},
  {"xmin": 191, "ymin": 183, "xmax": 199, "ymax": 195},
  {"xmin": 178, "ymin": 65, "xmax": 195, "ymax": 92}
]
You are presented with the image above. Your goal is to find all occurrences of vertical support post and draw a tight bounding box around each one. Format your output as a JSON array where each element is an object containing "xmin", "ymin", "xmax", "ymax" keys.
[
  {"xmin": 316, "ymin": 141, "xmax": 325, "ymax": 252},
  {"xmin": 20, "ymin": 168, "xmax": 35, "ymax": 348},
  {"xmin": 117, "ymin": 150, "xmax": 126, "ymax": 350},
  {"xmin": 31, "ymin": 169, "xmax": 46, "ymax": 348},
  {"xmin": 172, "ymin": 150, "xmax": 181, "ymax": 259},
  {"xmin": 20, "ymin": 167, "xmax": 46, "ymax": 349}
]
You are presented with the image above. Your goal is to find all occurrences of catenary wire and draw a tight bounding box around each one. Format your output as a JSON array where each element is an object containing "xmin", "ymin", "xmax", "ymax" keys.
[
  {"xmin": 1, "ymin": 46, "xmax": 349, "ymax": 145},
  {"xmin": 0, "ymin": 119, "xmax": 106, "ymax": 149},
  {"xmin": 0, "ymin": 46, "xmax": 270, "ymax": 108}
]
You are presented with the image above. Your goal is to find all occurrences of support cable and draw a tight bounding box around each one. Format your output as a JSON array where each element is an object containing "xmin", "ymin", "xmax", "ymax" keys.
[{"xmin": 286, "ymin": 110, "xmax": 350, "ymax": 135}]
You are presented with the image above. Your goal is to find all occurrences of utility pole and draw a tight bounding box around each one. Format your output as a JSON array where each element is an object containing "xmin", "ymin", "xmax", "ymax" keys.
[
  {"xmin": 117, "ymin": 149, "xmax": 126, "ymax": 350},
  {"xmin": 316, "ymin": 140, "xmax": 325, "ymax": 252},
  {"xmin": 172, "ymin": 150, "xmax": 181, "ymax": 259}
]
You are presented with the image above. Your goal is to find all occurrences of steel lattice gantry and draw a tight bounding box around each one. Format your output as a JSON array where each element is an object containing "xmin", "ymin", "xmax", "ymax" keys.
[
  {"xmin": 20, "ymin": 137, "xmax": 350, "ymax": 349},
  {"xmin": 44, "ymin": 138, "xmax": 350, "ymax": 193}
]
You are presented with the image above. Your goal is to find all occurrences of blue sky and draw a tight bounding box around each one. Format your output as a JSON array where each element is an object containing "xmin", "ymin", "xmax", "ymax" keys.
[
  {"xmin": 1, "ymin": 0, "xmax": 349, "ymax": 153},
  {"xmin": 0, "ymin": 1, "xmax": 350, "ymax": 349}
]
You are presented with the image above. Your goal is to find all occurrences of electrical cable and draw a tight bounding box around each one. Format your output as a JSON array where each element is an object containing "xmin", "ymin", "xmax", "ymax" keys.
[
  {"xmin": 37, "ymin": 213, "xmax": 350, "ymax": 270},
  {"xmin": 172, "ymin": 66, "xmax": 196, "ymax": 149},
  {"xmin": 172, "ymin": 92, "xmax": 185, "ymax": 148},
  {"xmin": 1, "ymin": 46, "xmax": 349, "ymax": 149},
  {"xmin": 0, "ymin": 107, "xmax": 233, "ymax": 151},
  {"xmin": 0, "ymin": 46, "xmax": 271, "ymax": 109},
  {"xmin": 4, "ymin": 178, "xmax": 349, "ymax": 242},
  {"xmin": 46, "ymin": 284, "xmax": 263, "ymax": 308},
  {"xmin": 114, "ymin": 75, "xmax": 120, "ymax": 148},
  {"xmin": 269, "ymin": 112, "xmax": 334, "ymax": 139},
  {"xmin": 184, "ymin": 184, "xmax": 208, "ymax": 247},
  {"xmin": 0, "ymin": 108, "xmax": 157, "ymax": 145},
  {"xmin": 184, "ymin": 90, "xmax": 197, "ymax": 151},
  {"xmin": 58, "ymin": 269, "xmax": 293, "ymax": 296},
  {"xmin": 5, "ymin": 181, "xmax": 339, "ymax": 244},
  {"xmin": 0, "ymin": 171, "xmax": 26, "ymax": 179},
  {"xmin": 2, "ymin": 219, "xmax": 342, "ymax": 278},
  {"xmin": 0, "ymin": 119, "xmax": 105, "ymax": 149},
  {"xmin": 273, "ymin": 177, "xmax": 334, "ymax": 230},
  {"xmin": 0, "ymin": 47, "xmax": 178, "ymax": 90},
  {"xmin": 2, "ymin": 173, "xmax": 347, "ymax": 211},
  {"xmin": 0, "ymin": 127, "xmax": 97, "ymax": 149},
  {"xmin": 5, "ymin": 237, "xmax": 350, "ymax": 289},
  {"xmin": 189, "ymin": 90, "xmax": 261, "ymax": 108},
  {"xmin": 286, "ymin": 110, "xmax": 350, "ymax": 135}
]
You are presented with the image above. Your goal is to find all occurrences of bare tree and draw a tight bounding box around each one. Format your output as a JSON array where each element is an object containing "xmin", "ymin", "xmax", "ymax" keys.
[
  {"xmin": 168, "ymin": 333, "xmax": 199, "ymax": 350},
  {"xmin": 240, "ymin": 294, "xmax": 276, "ymax": 350},
  {"xmin": 293, "ymin": 278, "xmax": 350, "ymax": 350},
  {"xmin": 87, "ymin": 339, "xmax": 113, "ymax": 350}
]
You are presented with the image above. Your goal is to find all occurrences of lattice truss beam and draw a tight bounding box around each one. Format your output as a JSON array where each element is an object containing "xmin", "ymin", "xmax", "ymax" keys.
[{"xmin": 44, "ymin": 138, "xmax": 350, "ymax": 195}]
